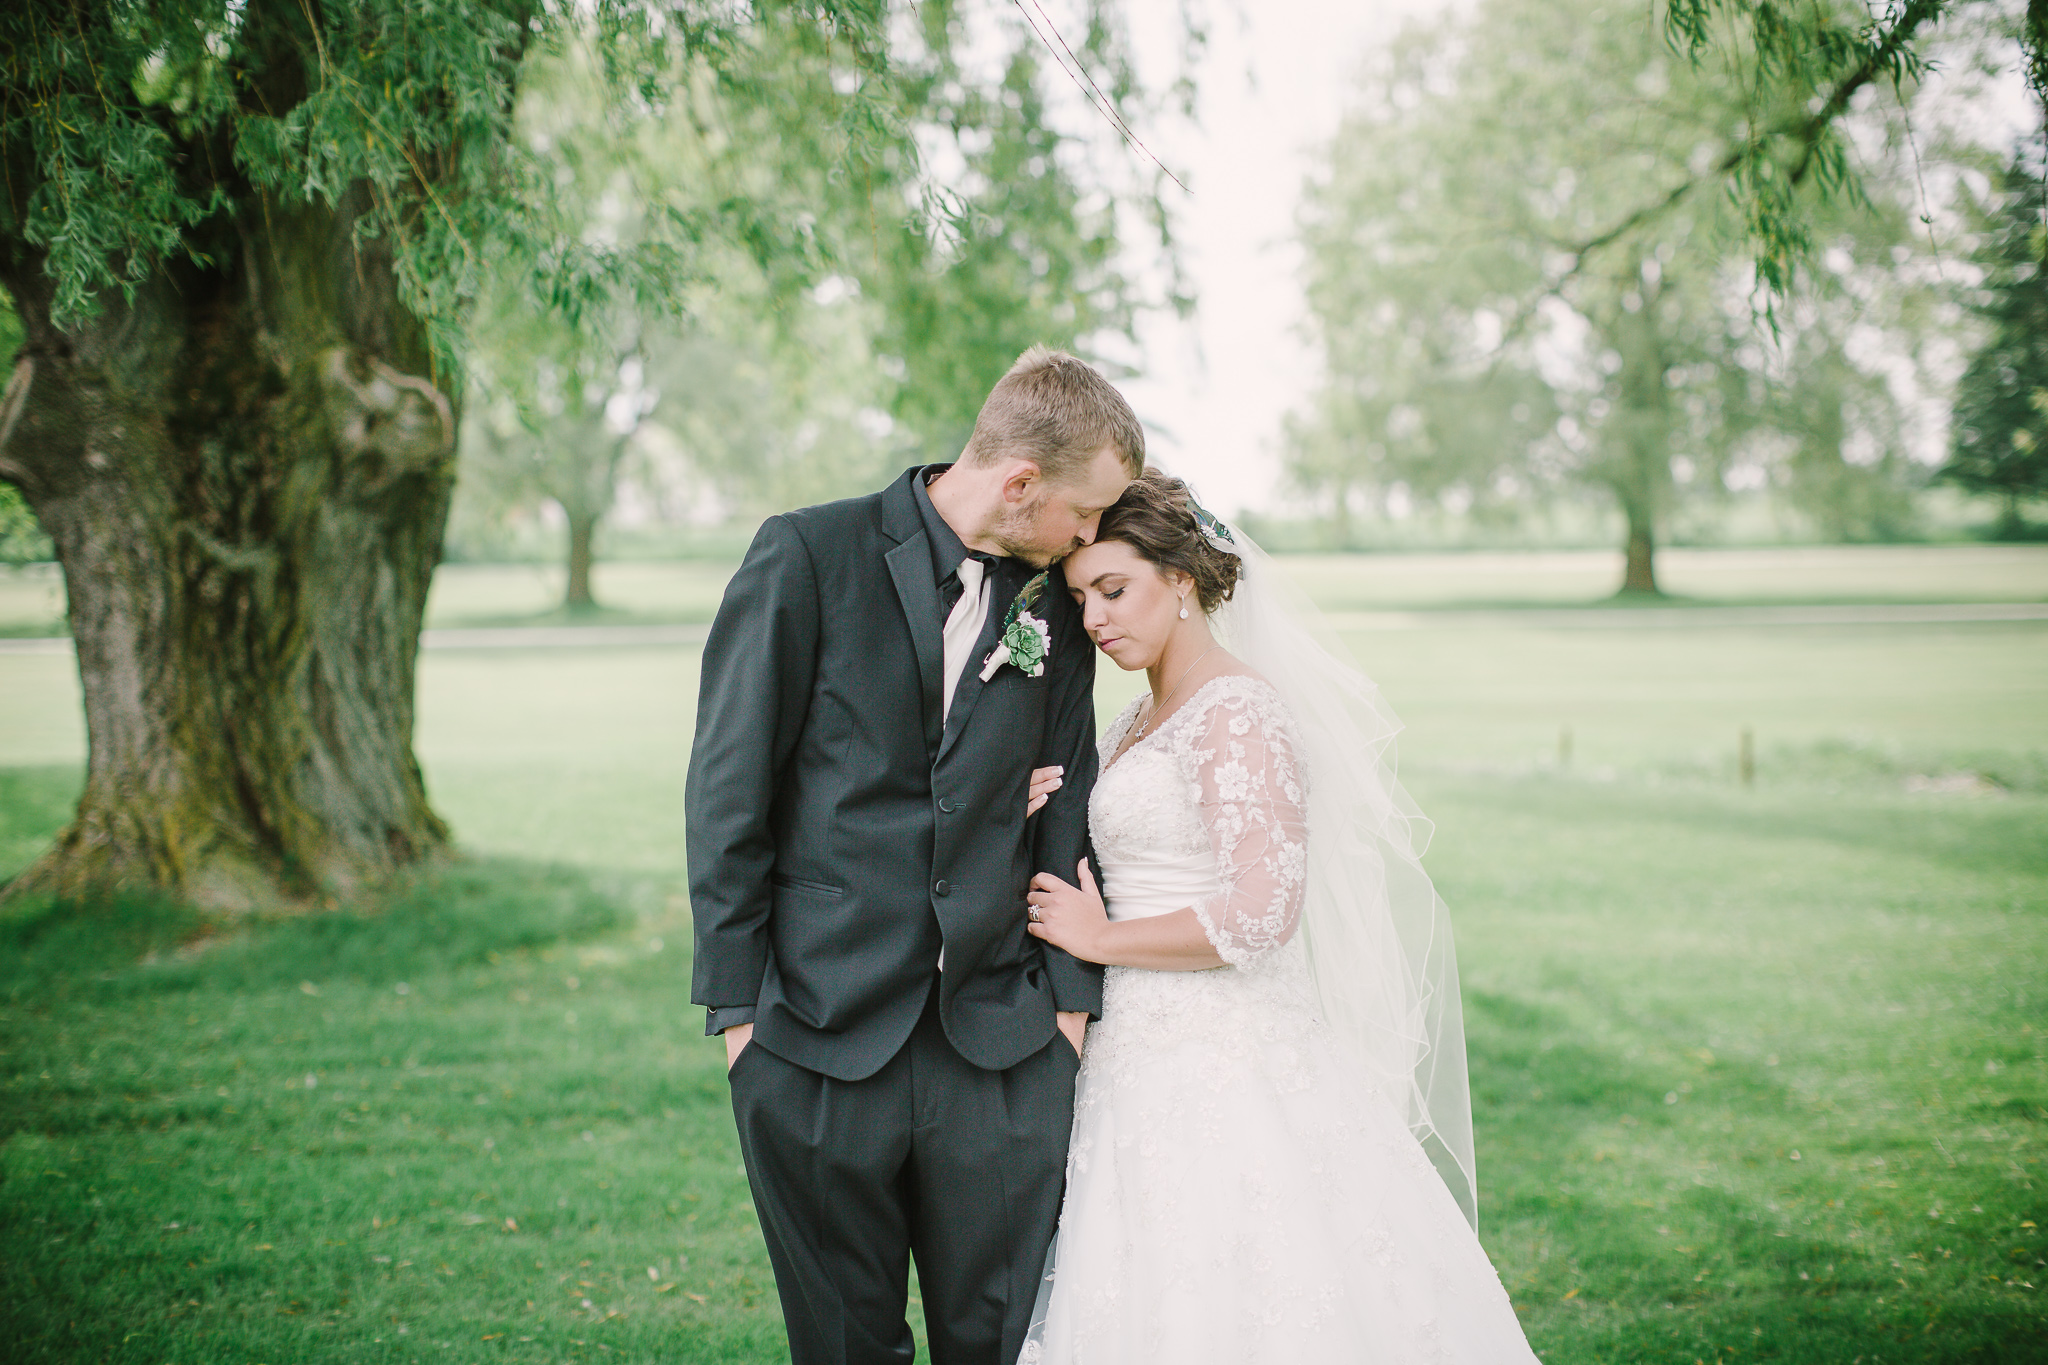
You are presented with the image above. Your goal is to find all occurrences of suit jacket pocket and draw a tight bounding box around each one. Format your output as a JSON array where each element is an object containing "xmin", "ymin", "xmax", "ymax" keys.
[{"xmin": 769, "ymin": 872, "xmax": 845, "ymax": 897}]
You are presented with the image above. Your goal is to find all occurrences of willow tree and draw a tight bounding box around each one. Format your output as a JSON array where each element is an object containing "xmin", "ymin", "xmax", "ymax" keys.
[{"xmin": 0, "ymin": 0, "xmax": 1162, "ymax": 908}]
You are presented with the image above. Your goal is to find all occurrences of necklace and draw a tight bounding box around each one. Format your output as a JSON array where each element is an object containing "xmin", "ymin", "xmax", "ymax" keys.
[{"xmin": 1133, "ymin": 644, "xmax": 1220, "ymax": 741}]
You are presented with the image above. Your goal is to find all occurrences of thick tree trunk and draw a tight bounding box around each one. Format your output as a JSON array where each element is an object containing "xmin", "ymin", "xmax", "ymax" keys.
[
  {"xmin": 563, "ymin": 503, "xmax": 599, "ymax": 612},
  {"xmin": 0, "ymin": 191, "xmax": 456, "ymax": 910},
  {"xmin": 1620, "ymin": 515, "xmax": 1660, "ymax": 594}
]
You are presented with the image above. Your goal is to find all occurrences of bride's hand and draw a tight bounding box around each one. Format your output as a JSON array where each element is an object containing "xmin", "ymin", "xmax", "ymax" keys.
[
  {"xmin": 1026, "ymin": 860, "xmax": 1109, "ymax": 963},
  {"xmin": 1026, "ymin": 765, "xmax": 1064, "ymax": 817}
]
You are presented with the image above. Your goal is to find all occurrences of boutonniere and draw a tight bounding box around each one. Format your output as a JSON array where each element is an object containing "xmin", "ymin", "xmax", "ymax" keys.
[{"xmin": 980, "ymin": 570, "xmax": 1052, "ymax": 680}]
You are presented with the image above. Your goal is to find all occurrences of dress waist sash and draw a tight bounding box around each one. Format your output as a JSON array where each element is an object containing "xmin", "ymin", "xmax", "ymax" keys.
[{"xmin": 1099, "ymin": 849, "xmax": 1221, "ymax": 923}]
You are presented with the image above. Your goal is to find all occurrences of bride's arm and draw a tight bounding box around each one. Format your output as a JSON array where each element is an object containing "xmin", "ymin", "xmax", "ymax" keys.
[
  {"xmin": 1025, "ymin": 861, "xmax": 1224, "ymax": 970},
  {"xmin": 1027, "ymin": 688, "xmax": 1309, "ymax": 971}
]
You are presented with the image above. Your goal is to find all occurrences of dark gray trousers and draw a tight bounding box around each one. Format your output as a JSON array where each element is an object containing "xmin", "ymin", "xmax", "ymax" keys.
[{"xmin": 727, "ymin": 983, "xmax": 1079, "ymax": 1365}]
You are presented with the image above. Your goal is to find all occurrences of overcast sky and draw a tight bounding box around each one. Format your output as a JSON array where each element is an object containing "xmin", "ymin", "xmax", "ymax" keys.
[{"xmin": 1096, "ymin": 0, "xmax": 1464, "ymax": 520}]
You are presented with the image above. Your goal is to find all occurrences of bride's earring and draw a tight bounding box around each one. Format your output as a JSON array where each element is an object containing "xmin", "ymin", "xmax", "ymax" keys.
[{"xmin": 1178, "ymin": 595, "xmax": 1190, "ymax": 620}]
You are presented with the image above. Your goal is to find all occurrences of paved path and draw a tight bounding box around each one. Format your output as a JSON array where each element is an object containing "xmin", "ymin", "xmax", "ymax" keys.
[{"xmin": 2, "ymin": 602, "xmax": 2043, "ymax": 658}]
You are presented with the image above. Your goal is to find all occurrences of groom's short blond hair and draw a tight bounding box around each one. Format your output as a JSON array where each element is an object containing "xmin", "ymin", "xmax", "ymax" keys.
[{"xmin": 961, "ymin": 346, "xmax": 1146, "ymax": 484}]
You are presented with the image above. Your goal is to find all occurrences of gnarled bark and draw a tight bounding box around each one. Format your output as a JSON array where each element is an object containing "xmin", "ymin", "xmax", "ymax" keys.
[{"xmin": 0, "ymin": 190, "xmax": 456, "ymax": 910}]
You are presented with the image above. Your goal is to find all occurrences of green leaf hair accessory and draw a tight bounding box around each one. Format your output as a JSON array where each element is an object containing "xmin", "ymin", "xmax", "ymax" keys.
[{"xmin": 980, "ymin": 570, "xmax": 1052, "ymax": 680}]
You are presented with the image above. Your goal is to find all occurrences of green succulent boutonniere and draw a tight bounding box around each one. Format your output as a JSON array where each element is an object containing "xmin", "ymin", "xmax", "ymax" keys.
[{"xmin": 979, "ymin": 570, "xmax": 1052, "ymax": 681}]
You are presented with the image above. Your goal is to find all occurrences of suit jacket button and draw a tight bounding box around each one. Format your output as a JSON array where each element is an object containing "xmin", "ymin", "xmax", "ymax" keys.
[
  {"xmin": 933, "ymin": 880, "xmax": 950, "ymax": 897},
  {"xmin": 938, "ymin": 798, "xmax": 956, "ymax": 814}
]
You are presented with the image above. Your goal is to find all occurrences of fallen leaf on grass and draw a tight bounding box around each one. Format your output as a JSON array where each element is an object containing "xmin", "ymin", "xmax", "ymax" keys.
[
  {"xmin": 481, "ymin": 1334, "xmax": 501, "ymax": 1340},
  {"xmin": 254, "ymin": 1245, "xmax": 274, "ymax": 1252},
  {"xmin": 654, "ymin": 1284, "xmax": 677, "ymax": 1293},
  {"xmin": 684, "ymin": 1293, "xmax": 707, "ymax": 1304}
]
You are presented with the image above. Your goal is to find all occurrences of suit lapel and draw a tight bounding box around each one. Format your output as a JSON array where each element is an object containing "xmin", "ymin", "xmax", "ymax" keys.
[
  {"xmin": 886, "ymin": 533, "xmax": 945, "ymax": 755},
  {"xmin": 936, "ymin": 556, "xmax": 1024, "ymax": 764}
]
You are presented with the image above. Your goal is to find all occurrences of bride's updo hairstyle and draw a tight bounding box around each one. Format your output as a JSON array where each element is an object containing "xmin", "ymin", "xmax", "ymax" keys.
[{"xmin": 1091, "ymin": 469, "xmax": 1243, "ymax": 613}]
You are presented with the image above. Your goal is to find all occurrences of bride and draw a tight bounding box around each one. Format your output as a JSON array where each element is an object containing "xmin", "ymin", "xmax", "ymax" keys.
[{"xmin": 1016, "ymin": 471, "xmax": 1540, "ymax": 1364}]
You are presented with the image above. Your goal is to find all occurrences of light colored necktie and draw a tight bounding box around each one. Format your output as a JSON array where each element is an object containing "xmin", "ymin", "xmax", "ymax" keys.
[{"xmin": 941, "ymin": 556, "xmax": 988, "ymax": 722}]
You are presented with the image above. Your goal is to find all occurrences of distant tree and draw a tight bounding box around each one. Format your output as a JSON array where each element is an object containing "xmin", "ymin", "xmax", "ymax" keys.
[
  {"xmin": 1290, "ymin": 0, "xmax": 1935, "ymax": 590},
  {"xmin": 463, "ymin": 317, "xmax": 655, "ymax": 611},
  {"xmin": 1945, "ymin": 152, "xmax": 2048, "ymax": 535},
  {"xmin": 0, "ymin": 0, "xmax": 1178, "ymax": 908}
]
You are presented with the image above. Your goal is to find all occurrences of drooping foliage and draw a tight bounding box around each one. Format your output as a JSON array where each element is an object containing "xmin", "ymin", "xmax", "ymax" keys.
[
  {"xmin": 0, "ymin": 0, "xmax": 918, "ymax": 350},
  {"xmin": 1640, "ymin": 0, "xmax": 2044, "ymax": 305}
]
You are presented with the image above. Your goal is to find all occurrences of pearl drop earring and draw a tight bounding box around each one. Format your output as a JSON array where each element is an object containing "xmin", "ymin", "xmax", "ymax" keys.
[{"xmin": 1178, "ymin": 598, "xmax": 1190, "ymax": 620}]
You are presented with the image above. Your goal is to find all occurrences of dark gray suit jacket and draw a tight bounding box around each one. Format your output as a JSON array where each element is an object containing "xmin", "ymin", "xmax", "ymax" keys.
[{"xmin": 686, "ymin": 467, "xmax": 1104, "ymax": 1082}]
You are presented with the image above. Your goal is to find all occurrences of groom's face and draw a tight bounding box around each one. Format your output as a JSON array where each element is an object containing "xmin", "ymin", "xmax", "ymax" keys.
[{"xmin": 993, "ymin": 445, "xmax": 1134, "ymax": 567}]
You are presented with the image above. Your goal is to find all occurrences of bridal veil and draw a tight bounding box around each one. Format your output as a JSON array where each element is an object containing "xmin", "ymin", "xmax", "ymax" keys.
[{"xmin": 1202, "ymin": 516, "xmax": 1479, "ymax": 1229}]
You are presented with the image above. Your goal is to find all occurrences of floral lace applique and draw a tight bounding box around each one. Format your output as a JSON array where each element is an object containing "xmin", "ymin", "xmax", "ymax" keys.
[{"xmin": 1097, "ymin": 675, "xmax": 1309, "ymax": 966}]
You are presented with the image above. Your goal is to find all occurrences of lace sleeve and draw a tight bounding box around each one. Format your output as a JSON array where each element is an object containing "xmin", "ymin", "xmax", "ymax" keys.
[{"xmin": 1178, "ymin": 683, "xmax": 1309, "ymax": 966}]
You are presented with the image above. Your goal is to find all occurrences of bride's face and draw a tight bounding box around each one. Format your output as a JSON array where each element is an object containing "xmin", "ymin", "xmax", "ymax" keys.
[{"xmin": 1063, "ymin": 538, "xmax": 1192, "ymax": 672}]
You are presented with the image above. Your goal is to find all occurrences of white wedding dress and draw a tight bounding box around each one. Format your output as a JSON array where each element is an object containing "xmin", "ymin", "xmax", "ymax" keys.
[{"xmin": 1020, "ymin": 674, "xmax": 1540, "ymax": 1365}]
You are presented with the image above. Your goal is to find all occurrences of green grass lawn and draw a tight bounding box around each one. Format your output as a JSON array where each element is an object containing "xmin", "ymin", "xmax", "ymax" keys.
[{"xmin": 2, "ymin": 602, "xmax": 2044, "ymax": 1361}]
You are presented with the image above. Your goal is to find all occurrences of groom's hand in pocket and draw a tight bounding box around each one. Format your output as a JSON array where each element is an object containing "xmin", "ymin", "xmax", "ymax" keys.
[
  {"xmin": 1056, "ymin": 1010, "xmax": 1087, "ymax": 1060},
  {"xmin": 721, "ymin": 1022, "xmax": 754, "ymax": 1073}
]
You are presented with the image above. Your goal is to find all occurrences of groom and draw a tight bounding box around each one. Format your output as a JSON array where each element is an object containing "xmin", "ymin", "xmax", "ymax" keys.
[{"xmin": 686, "ymin": 346, "xmax": 1144, "ymax": 1365}]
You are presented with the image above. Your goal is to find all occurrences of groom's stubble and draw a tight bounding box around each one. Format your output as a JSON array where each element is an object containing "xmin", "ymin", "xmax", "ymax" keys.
[{"xmin": 989, "ymin": 487, "xmax": 1084, "ymax": 567}]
